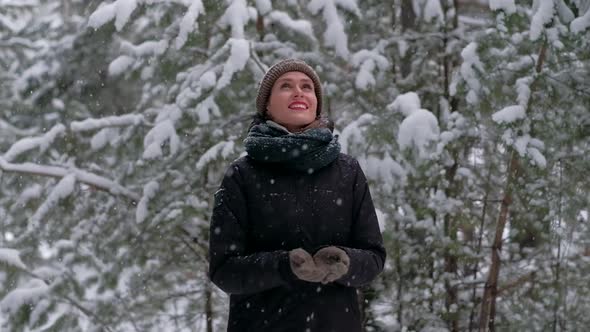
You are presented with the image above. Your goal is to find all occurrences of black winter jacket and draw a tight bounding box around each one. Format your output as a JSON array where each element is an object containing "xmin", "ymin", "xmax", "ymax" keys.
[{"xmin": 209, "ymin": 153, "xmax": 386, "ymax": 332}]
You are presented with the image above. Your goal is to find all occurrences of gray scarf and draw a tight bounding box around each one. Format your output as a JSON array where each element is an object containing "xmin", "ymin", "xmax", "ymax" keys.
[{"xmin": 244, "ymin": 120, "xmax": 341, "ymax": 173}]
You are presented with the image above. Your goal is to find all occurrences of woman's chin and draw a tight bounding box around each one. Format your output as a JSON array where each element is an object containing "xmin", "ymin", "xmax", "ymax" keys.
[
  {"xmin": 283, "ymin": 120, "xmax": 313, "ymax": 129},
  {"xmin": 274, "ymin": 116, "xmax": 311, "ymax": 125}
]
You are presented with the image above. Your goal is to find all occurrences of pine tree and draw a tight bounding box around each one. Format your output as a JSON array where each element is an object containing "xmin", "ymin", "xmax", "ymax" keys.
[{"xmin": 1, "ymin": 0, "xmax": 588, "ymax": 331}]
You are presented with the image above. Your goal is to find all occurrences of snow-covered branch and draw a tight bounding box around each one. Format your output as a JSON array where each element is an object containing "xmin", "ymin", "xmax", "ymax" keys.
[
  {"xmin": 308, "ymin": 0, "xmax": 356, "ymax": 58},
  {"xmin": 0, "ymin": 118, "xmax": 38, "ymax": 137},
  {"xmin": 136, "ymin": 181, "xmax": 159, "ymax": 223},
  {"xmin": 87, "ymin": 0, "xmax": 139, "ymax": 31},
  {"xmin": 29, "ymin": 174, "xmax": 77, "ymax": 230},
  {"xmin": 70, "ymin": 114, "xmax": 145, "ymax": 132},
  {"xmin": 0, "ymin": 158, "xmax": 139, "ymax": 201},
  {"xmin": 0, "ymin": 248, "xmax": 28, "ymax": 270},
  {"xmin": 2, "ymin": 124, "xmax": 65, "ymax": 162},
  {"xmin": 176, "ymin": 0, "xmax": 205, "ymax": 49},
  {"xmin": 195, "ymin": 140, "xmax": 235, "ymax": 171}
]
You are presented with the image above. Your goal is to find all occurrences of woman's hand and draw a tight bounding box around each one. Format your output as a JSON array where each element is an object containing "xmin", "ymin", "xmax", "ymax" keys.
[
  {"xmin": 313, "ymin": 246, "xmax": 350, "ymax": 284},
  {"xmin": 289, "ymin": 248, "xmax": 327, "ymax": 283}
]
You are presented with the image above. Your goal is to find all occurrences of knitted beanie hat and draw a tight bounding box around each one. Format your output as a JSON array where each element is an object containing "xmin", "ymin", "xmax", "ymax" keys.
[{"xmin": 256, "ymin": 59, "xmax": 323, "ymax": 117}]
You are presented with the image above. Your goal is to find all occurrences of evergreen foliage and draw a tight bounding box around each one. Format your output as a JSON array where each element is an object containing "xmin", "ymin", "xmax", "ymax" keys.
[{"xmin": 1, "ymin": 0, "xmax": 588, "ymax": 331}]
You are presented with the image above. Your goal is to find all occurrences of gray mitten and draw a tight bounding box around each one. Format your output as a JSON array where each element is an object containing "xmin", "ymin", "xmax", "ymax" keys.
[
  {"xmin": 313, "ymin": 246, "xmax": 350, "ymax": 284},
  {"xmin": 289, "ymin": 248, "xmax": 327, "ymax": 283}
]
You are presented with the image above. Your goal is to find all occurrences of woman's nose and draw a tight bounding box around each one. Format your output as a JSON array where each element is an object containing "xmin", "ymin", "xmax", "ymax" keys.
[{"xmin": 293, "ymin": 86, "xmax": 303, "ymax": 96}]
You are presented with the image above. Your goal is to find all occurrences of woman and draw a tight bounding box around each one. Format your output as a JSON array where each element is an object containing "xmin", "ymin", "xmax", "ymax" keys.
[{"xmin": 208, "ymin": 59, "xmax": 386, "ymax": 332}]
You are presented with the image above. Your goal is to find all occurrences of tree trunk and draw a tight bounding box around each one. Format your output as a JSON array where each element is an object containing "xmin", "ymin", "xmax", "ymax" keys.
[
  {"xmin": 256, "ymin": 11, "xmax": 265, "ymax": 41},
  {"xmin": 442, "ymin": 2, "xmax": 461, "ymax": 330},
  {"xmin": 478, "ymin": 40, "xmax": 546, "ymax": 332},
  {"xmin": 395, "ymin": 216, "xmax": 404, "ymax": 327},
  {"xmin": 400, "ymin": 0, "xmax": 416, "ymax": 77},
  {"xmin": 61, "ymin": 0, "xmax": 70, "ymax": 18},
  {"xmin": 468, "ymin": 154, "xmax": 495, "ymax": 332},
  {"xmin": 205, "ymin": 280, "xmax": 213, "ymax": 332},
  {"xmin": 552, "ymin": 161, "xmax": 564, "ymax": 332},
  {"xmin": 444, "ymin": 162, "xmax": 459, "ymax": 332},
  {"xmin": 478, "ymin": 151, "xmax": 518, "ymax": 331}
]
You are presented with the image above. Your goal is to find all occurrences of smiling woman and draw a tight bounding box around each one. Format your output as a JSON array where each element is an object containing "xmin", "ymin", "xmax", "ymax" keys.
[
  {"xmin": 266, "ymin": 72, "xmax": 318, "ymax": 132},
  {"xmin": 208, "ymin": 59, "xmax": 386, "ymax": 332}
]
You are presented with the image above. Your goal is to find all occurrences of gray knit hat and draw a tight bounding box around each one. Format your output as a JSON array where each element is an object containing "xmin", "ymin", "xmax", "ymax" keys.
[{"xmin": 256, "ymin": 59, "xmax": 323, "ymax": 117}]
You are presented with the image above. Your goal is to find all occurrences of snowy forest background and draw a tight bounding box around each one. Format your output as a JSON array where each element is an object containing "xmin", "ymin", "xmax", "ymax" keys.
[{"xmin": 0, "ymin": 0, "xmax": 589, "ymax": 331}]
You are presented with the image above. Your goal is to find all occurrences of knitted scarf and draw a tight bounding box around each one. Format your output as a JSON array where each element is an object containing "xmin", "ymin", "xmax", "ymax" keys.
[{"xmin": 244, "ymin": 119, "xmax": 341, "ymax": 172}]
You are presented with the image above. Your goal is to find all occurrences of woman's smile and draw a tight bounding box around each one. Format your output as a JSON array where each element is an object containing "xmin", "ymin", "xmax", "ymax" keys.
[{"xmin": 288, "ymin": 101, "xmax": 309, "ymax": 111}]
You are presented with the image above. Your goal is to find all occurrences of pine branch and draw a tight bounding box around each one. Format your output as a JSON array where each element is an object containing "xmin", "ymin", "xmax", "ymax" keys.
[
  {"xmin": 0, "ymin": 157, "xmax": 140, "ymax": 201},
  {"xmin": 17, "ymin": 268, "xmax": 116, "ymax": 332}
]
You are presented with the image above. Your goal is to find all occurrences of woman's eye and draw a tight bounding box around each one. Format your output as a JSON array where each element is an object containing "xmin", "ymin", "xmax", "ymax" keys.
[
  {"xmin": 302, "ymin": 84, "xmax": 313, "ymax": 90},
  {"xmin": 280, "ymin": 83, "xmax": 291, "ymax": 89}
]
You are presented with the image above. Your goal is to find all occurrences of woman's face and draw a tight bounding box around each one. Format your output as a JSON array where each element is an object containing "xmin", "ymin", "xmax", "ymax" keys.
[{"xmin": 266, "ymin": 71, "xmax": 318, "ymax": 132}]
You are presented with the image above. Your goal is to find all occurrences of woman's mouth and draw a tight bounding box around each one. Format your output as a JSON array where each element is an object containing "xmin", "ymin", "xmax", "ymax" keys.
[{"xmin": 288, "ymin": 101, "xmax": 308, "ymax": 110}]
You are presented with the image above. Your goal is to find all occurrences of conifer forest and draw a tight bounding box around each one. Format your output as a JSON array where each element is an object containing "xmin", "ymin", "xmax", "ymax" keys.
[{"xmin": 0, "ymin": 0, "xmax": 589, "ymax": 331}]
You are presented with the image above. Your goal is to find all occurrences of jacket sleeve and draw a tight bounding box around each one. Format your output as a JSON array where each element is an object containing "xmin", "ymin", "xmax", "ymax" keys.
[
  {"xmin": 335, "ymin": 159, "xmax": 386, "ymax": 288},
  {"xmin": 208, "ymin": 163, "xmax": 296, "ymax": 295}
]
